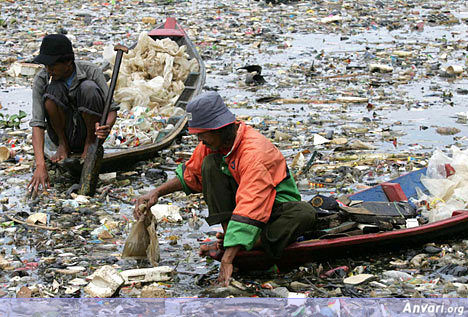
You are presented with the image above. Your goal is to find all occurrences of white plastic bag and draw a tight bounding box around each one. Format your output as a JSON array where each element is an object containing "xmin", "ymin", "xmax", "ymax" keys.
[
  {"xmin": 450, "ymin": 146, "xmax": 468, "ymax": 176},
  {"xmin": 420, "ymin": 176, "xmax": 458, "ymax": 202},
  {"xmin": 421, "ymin": 147, "xmax": 468, "ymax": 222},
  {"xmin": 426, "ymin": 149, "xmax": 451, "ymax": 179}
]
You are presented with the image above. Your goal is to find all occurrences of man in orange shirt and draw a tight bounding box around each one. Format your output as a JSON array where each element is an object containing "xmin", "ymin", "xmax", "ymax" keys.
[{"xmin": 134, "ymin": 91, "xmax": 316, "ymax": 285}]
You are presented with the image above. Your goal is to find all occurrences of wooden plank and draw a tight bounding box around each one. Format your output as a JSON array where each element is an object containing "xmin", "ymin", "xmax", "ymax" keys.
[
  {"xmin": 340, "ymin": 206, "xmax": 374, "ymax": 215},
  {"xmin": 341, "ymin": 201, "xmax": 416, "ymax": 218},
  {"xmin": 318, "ymin": 221, "xmax": 357, "ymax": 235},
  {"xmin": 316, "ymin": 214, "xmax": 342, "ymax": 230},
  {"xmin": 358, "ymin": 223, "xmax": 380, "ymax": 234}
]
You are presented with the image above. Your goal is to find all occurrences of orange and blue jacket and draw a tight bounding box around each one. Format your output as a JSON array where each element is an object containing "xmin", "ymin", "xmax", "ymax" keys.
[{"xmin": 175, "ymin": 121, "xmax": 301, "ymax": 250}]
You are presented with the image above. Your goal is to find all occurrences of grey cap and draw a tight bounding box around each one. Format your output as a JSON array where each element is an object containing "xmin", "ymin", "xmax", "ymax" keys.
[{"xmin": 186, "ymin": 92, "xmax": 236, "ymax": 133}]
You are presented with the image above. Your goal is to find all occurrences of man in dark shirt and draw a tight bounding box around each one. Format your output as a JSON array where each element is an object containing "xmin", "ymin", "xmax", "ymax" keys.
[{"xmin": 28, "ymin": 34, "xmax": 118, "ymax": 194}]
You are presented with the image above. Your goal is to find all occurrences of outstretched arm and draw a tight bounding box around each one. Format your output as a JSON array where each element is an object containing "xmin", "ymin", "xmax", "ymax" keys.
[
  {"xmin": 218, "ymin": 245, "xmax": 242, "ymax": 286},
  {"xmin": 28, "ymin": 127, "xmax": 50, "ymax": 193}
]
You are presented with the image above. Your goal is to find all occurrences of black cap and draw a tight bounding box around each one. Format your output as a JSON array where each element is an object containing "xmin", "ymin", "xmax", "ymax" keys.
[{"xmin": 33, "ymin": 34, "xmax": 74, "ymax": 65}]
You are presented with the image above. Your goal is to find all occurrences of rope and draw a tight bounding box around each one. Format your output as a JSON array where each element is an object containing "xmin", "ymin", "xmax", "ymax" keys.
[{"xmin": 393, "ymin": 201, "xmax": 406, "ymax": 219}]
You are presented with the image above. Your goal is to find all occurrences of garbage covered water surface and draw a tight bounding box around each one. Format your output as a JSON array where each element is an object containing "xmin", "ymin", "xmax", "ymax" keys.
[{"xmin": 1, "ymin": 0, "xmax": 468, "ymax": 299}]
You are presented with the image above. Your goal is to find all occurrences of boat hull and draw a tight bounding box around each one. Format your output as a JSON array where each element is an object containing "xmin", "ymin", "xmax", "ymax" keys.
[
  {"xmin": 210, "ymin": 168, "xmax": 468, "ymax": 270},
  {"xmin": 229, "ymin": 210, "xmax": 468, "ymax": 270}
]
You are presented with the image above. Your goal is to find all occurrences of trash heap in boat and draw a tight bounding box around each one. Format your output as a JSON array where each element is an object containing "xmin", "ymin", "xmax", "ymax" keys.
[
  {"xmin": 305, "ymin": 146, "xmax": 468, "ymax": 239},
  {"xmin": 102, "ymin": 32, "xmax": 199, "ymax": 149},
  {"xmin": 305, "ymin": 194, "xmax": 420, "ymax": 240}
]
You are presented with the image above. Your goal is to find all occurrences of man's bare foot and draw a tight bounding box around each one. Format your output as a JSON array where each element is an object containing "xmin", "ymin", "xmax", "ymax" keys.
[
  {"xmin": 199, "ymin": 232, "xmax": 224, "ymax": 257},
  {"xmin": 51, "ymin": 145, "xmax": 69, "ymax": 163}
]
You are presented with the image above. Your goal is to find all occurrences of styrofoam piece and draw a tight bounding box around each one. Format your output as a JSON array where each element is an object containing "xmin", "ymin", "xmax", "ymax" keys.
[
  {"xmin": 99, "ymin": 172, "xmax": 117, "ymax": 182},
  {"xmin": 70, "ymin": 193, "xmax": 90, "ymax": 204},
  {"xmin": 321, "ymin": 15, "xmax": 342, "ymax": 23},
  {"xmin": 393, "ymin": 50, "xmax": 413, "ymax": 57},
  {"xmin": 406, "ymin": 219, "xmax": 419, "ymax": 228},
  {"xmin": 26, "ymin": 212, "xmax": 47, "ymax": 225},
  {"xmin": 7, "ymin": 62, "xmax": 42, "ymax": 77},
  {"xmin": 150, "ymin": 204, "xmax": 182, "ymax": 222},
  {"xmin": 336, "ymin": 96, "xmax": 369, "ymax": 103},
  {"xmin": 446, "ymin": 65, "xmax": 464, "ymax": 75},
  {"xmin": 84, "ymin": 265, "xmax": 124, "ymax": 298},
  {"xmin": 456, "ymin": 112, "xmax": 468, "ymax": 121},
  {"xmin": 120, "ymin": 266, "xmax": 173, "ymax": 285},
  {"xmin": 344, "ymin": 274, "xmax": 375, "ymax": 285},
  {"xmin": 313, "ymin": 134, "xmax": 330, "ymax": 145},
  {"xmin": 369, "ymin": 63, "xmax": 393, "ymax": 73}
]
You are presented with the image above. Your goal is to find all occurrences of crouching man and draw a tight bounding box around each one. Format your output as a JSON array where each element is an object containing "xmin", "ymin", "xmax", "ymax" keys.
[
  {"xmin": 134, "ymin": 91, "xmax": 316, "ymax": 285},
  {"xmin": 28, "ymin": 34, "xmax": 118, "ymax": 194}
]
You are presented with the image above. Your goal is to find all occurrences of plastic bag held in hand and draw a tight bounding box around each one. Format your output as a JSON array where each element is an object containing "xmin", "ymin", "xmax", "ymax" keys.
[
  {"xmin": 122, "ymin": 218, "xmax": 150, "ymax": 259},
  {"xmin": 122, "ymin": 205, "xmax": 160, "ymax": 266}
]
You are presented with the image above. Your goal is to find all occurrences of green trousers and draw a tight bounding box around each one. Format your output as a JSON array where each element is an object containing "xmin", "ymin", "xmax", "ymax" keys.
[{"xmin": 201, "ymin": 153, "xmax": 316, "ymax": 259}]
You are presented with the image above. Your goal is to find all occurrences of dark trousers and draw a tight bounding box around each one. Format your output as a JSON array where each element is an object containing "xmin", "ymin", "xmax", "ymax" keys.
[
  {"xmin": 43, "ymin": 80, "xmax": 105, "ymax": 153},
  {"xmin": 202, "ymin": 153, "xmax": 316, "ymax": 259}
]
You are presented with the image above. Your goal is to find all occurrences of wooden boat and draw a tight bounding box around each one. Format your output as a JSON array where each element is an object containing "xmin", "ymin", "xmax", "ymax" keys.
[
  {"xmin": 210, "ymin": 167, "xmax": 468, "ymax": 270},
  {"xmin": 44, "ymin": 18, "xmax": 206, "ymax": 173}
]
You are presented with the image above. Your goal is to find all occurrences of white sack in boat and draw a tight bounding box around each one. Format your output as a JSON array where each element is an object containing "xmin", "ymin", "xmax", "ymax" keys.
[
  {"xmin": 450, "ymin": 146, "xmax": 468, "ymax": 176},
  {"xmin": 102, "ymin": 32, "xmax": 199, "ymax": 149},
  {"xmin": 421, "ymin": 176, "xmax": 459, "ymax": 202},
  {"xmin": 418, "ymin": 146, "xmax": 468, "ymax": 222},
  {"xmin": 104, "ymin": 32, "xmax": 198, "ymax": 111}
]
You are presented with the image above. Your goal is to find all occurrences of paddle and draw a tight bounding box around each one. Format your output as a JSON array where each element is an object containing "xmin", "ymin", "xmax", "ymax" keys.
[{"xmin": 79, "ymin": 44, "xmax": 128, "ymax": 196}]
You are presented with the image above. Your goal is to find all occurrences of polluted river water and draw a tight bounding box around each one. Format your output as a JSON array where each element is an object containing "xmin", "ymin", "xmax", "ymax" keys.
[{"xmin": 1, "ymin": 0, "xmax": 468, "ymax": 299}]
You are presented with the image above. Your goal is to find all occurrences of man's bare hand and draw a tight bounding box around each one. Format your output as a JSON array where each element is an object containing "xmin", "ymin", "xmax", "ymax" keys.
[
  {"xmin": 134, "ymin": 189, "xmax": 159, "ymax": 220},
  {"xmin": 28, "ymin": 165, "xmax": 50, "ymax": 195},
  {"xmin": 218, "ymin": 261, "xmax": 234, "ymax": 286},
  {"xmin": 95, "ymin": 122, "xmax": 111, "ymax": 140},
  {"xmin": 217, "ymin": 245, "xmax": 241, "ymax": 286}
]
